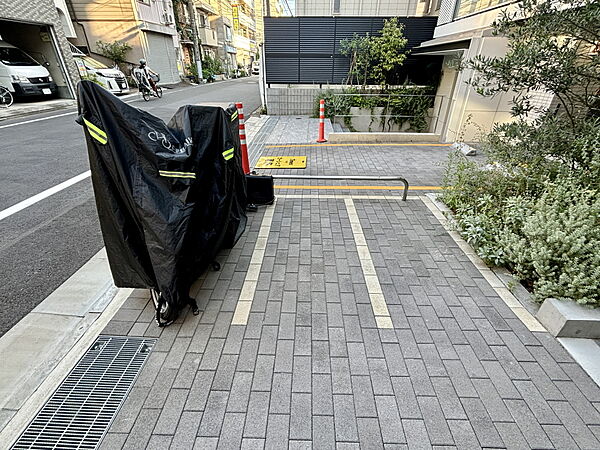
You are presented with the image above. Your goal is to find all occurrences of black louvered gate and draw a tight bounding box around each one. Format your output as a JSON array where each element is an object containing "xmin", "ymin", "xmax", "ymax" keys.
[{"xmin": 264, "ymin": 16, "xmax": 440, "ymax": 85}]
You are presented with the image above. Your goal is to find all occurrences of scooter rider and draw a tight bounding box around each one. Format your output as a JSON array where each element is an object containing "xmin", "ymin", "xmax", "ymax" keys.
[{"xmin": 135, "ymin": 59, "xmax": 159, "ymax": 93}]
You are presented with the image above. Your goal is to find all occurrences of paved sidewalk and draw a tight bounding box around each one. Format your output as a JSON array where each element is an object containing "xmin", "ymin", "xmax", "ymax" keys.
[{"xmin": 94, "ymin": 142, "xmax": 600, "ymax": 449}]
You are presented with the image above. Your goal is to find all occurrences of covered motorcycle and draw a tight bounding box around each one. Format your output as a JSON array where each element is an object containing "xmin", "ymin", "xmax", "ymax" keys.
[{"xmin": 77, "ymin": 81, "xmax": 247, "ymax": 325}]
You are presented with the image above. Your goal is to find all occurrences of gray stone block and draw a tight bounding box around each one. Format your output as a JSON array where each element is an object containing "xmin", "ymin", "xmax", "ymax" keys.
[{"xmin": 537, "ymin": 298, "xmax": 600, "ymax": 338}]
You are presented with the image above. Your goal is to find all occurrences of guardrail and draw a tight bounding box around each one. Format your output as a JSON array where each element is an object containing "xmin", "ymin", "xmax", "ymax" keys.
[{"xmin": 271, "ymin": 175, "xmax": 410, "ymax": 201}]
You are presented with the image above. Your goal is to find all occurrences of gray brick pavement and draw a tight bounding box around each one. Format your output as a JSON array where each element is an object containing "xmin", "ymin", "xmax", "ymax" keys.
[
  {"xmin": 250, "ymin": 143, "xmax": 466, "ymax": 193},
  {"xmin": 100, "ymin": 196, "xmax": 600, "ymax": 449}
]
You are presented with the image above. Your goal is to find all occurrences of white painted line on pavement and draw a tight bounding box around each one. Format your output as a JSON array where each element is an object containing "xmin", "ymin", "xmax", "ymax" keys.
[
  {"xmin": 344, "ymin": 198, "xmax": 394, "ymax": 329},
  {"xmin": 231, "ymin": 202, "xmax": 276, "ymax": 325},
  {"xmin": 0, "ymin": 90, "xmax": 164, "ymax": 129},
  {"xmin": 0, "ymin": 171, "xmax": 91, "ymax": 222},
  {"xmin": 0, "ymin": 111, "xmax": 76, "ymax": 129}
]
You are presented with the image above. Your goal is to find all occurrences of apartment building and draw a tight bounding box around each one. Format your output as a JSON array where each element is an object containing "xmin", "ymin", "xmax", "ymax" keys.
[
  {"xmin": 66, "ymin": 0, "xmax": 181, "ymax": 84},
  {"xmin": 295, "ymin": 0, "xmax": 439, "ymax": 16},
  {"xmin": 413, "ymin": 0, "xmax": 555, "ymax": 142},
  {"xmin": 0, "ymin": 0, "xmax": 80, "ymax": 98}
]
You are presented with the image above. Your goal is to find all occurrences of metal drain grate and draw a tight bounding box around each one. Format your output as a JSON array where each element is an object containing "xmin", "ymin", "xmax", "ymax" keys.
[{"xmin": 12, "ymin": 336, "xmax": 156, "ymax": 450}]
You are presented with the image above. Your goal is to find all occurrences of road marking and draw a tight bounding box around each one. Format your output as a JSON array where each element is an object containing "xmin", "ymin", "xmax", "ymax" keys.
[
  {"xmin": 265, "ymin": 143, "xmax": 451, "ymax": 148},
  {"xmin": 344, "ymin": 198, "xmax": 393, "ymax": 329},
  {"xmin": 0, "ymin": 89, "xmax": 168, "ymax": 129},
  {"xmin": 231, "ymin": 202, "xmax": 276, "ymax": 325},
  {"xmin": 0, "ymin": 111, "xmax": 76, "ymax": 129},
  {"xmin": 0, "ymin": 171, "xmax": 91, "ymax": 222},
  {"xmin": 274, "ymin": 185, "xmax": 443, "ymax": 190}
]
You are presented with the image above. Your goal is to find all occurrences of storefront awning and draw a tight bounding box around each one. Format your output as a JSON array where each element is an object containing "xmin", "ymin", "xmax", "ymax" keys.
[{"xmin": 411, "ymin": 35, "xmax": 471, "ymax": 56}]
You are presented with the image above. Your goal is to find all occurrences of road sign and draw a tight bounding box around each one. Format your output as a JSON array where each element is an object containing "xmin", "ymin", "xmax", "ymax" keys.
[{"xmin": 255, "ymin": 156, "xmax": 307, "ymax": 169}]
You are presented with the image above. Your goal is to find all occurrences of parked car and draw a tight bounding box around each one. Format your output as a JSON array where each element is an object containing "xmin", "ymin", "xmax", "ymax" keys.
[
  {"xmin": 72, "ymin": 53, "xmax": 129, "ymax": 95},
  {"xmin": 251, "ymin": 61, "xmax": 260, "ymax": 75},
  {"xmin": 0, "ymin": 40, "xmax": 58, "ymax": 98}
]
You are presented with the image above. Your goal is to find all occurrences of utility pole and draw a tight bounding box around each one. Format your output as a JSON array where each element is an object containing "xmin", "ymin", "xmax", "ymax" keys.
[
  {"xmin": 265, "ymin": 0, "xmax": 271, "ymax": 17},
  {"xmin": 186, "ymin": 0, "xmax": 203, "ymax": 82}
]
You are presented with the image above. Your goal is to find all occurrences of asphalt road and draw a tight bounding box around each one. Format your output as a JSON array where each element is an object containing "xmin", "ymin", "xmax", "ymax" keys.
[{"xmin": 0, "ymin": 77, "xmax": 261, "ymax": 336}]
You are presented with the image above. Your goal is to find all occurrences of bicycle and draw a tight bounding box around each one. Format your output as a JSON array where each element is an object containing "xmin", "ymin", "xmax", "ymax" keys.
[
  {"xmin": 0, "ymin": 86, "xmax": 13, "ymax": 108},
  {"xmin": 140, "ymin": 83, "xmax": 162, "ymax": 102},
  {"xmin": 133, "ymin": 70, "xmax": 162, "ymax": 102}
]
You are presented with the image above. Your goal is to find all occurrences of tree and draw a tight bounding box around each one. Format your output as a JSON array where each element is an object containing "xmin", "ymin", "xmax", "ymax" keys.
[
  {"xmin": 340, "ymin": 33, "xmax": 372, "ymax": 86},
  {"xmin": 96, "ymin": 40, "xmax": 132, "ymax": 67},
  {"xmin": 370, "ymin": 18, "xmax": 409, "ymax": 87},
  {"xmin": 465, "ymin": 0, "xmax": 600, "ymax": 125},
  {"xmin": 340, "ymin": 17, "xmax": 409, "ymax": 87}
]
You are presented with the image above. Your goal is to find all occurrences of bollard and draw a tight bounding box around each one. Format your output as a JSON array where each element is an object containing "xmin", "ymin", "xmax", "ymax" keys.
[
  {"xmin": 317, "ymin": 99, "xmax": 327, "ymax": 143},
  {"xmin": 236, "ymin": 102, "xmax": 251, "ymax": 174}
]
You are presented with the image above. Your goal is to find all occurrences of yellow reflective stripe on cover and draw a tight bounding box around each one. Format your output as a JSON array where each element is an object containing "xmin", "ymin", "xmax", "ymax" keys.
[
  {"xmin": 222, "ymin": 148, "xmax": 234, "ymax": 161},
  {"xmin": 159, "ymin": 170, "xmax": 196, "ymax": 179},
  {"xmin": 83, "ymin": 117, "xmax": 107, "ymax": 144},
  {"xmin": 230, "ymin": 111, "xmax": 238, "ymax": 121},
  {"xmin": 87, "ymin": 128, "xmax": 107, "ymax": 144},
  {"xmin": 224, "ymin": 154, "xmax": 234, "ymax": 161}
]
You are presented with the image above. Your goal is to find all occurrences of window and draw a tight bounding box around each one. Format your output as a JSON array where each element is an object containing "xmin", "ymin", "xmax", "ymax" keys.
[
  {"xmin": 333, "ymin": 0, "xmax": 341, "ymax": 14},
  {"xmin": 198, "ymin": 14, "xmax": 207, "ymax": 28},
  {"xmin": 225, "ymin": 25, "xmax": 232, "ymax": 42},
  {"xmin": 454, "ymin": 0, "xmax": 510, "ymax": 18},
  {"xmin": 0, "ymin": 47, "xmax": 39, "ymax": 66},
  {"xmin": 81, "ymin": 56, "xmax": 108, "ymax": 70}
]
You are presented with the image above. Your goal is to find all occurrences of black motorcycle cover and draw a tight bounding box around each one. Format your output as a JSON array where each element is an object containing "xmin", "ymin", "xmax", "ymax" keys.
[{"xmin": 77, "ymin": 81, "xmax": 247, "ymax": 323}]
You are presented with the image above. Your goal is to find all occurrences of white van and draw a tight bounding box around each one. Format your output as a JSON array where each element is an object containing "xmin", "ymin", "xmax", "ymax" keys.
[
  {"xmin": 72, "ymin": 52, "xmax": 130, "ymax": 95},
  {"xmin": 0, "ymin": 40, "xmax": 58, "ymax": 98}
]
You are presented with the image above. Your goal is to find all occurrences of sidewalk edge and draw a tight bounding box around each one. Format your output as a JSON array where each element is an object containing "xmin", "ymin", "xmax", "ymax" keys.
[{"xmin": 0, "ymin": 286, "xmax": 132, "ymax": 450}]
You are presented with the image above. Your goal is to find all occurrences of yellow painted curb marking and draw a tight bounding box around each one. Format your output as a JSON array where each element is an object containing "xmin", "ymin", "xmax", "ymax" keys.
[
  {"xmin": 265, "ymin": 143, "xmax": 450, "ymax": 148},
  {"xmin": 273, "ymin": 185, "xmax": 443, "ymax": 190}
]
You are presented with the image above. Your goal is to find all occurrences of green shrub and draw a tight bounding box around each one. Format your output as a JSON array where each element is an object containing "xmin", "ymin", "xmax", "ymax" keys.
[
  {"xmin": 202, "ymin": 55, "xmax": 224, "ymax": 80},
  {"xmin": 96, "ymin": 40, "xmax": 131, "ymax": 66},
  {"xmin": 501, "ymin": 183, "xmax": 600, "ymax": 304},
  {"xmin": 442, "ymin": 149, "xmax": 600, "ymax": 305},
  {"xmin": 80, "ymin": 73, "xmax": 104, "ymax": 87},
  {"xmin": 313, "ymin": 86, "xmax": 436, "ymax": 132}
]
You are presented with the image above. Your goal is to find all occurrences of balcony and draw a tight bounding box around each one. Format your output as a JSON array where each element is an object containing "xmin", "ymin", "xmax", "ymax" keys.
[
  {"xmin": 233, "ymin": 34, "xmax": 257, "ymax": 53},
  {"xmin": 198, "ymin": 27, "xmax": 218, "ymax": 47},
  {"xmin": 195, "ymin": 0, "xmax": 218, "ymax": 15}
]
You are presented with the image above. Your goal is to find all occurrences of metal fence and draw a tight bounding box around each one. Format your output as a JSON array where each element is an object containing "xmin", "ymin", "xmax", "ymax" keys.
[{"xmin": 263, "ymin": 16, "xmax": 440, "ymax": 85}]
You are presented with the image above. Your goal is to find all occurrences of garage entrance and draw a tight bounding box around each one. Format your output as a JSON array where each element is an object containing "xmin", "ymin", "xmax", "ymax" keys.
[
  {"xmin": 144, "ymin": 31, "xmax": 180, "ymax": 85},
  {"xmin": 0, "ymin": 19, "xmax": 75, "ymax": 99}
]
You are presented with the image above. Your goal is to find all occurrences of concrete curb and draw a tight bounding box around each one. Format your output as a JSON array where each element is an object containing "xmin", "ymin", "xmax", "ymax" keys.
[
  {"xmin": 328, "ymin": 131, "xmax": 441, "ymax": 143},
  {"xmin": 0, "ymin": 100, "xmax": 77, "ymax": 122},
  {"xmin": 537, "ymin": 298, "xmax": 600, "ymax": 338},
  {"xmin": 0, "ymin": 247, "xmax": 121, "ymax": 439},
  {"xmin": 422, "ymin": 193, "xmax": 545, "ymax": 332},
  {"xmin": 424, "ymin": 193, "xmax": 600, "ymax": 389}
]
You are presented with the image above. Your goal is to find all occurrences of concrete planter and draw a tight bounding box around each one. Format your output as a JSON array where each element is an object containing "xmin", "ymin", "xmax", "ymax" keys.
[
  {"xmin": 342, "ymin": 107, "xmax": 433, "ymax": 133},
  {"xmin": 536, "ymin": 298, "xmax": 600, "ymax": 338}
]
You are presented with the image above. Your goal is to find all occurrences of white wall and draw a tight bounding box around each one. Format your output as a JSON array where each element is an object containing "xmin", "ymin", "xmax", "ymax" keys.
[
  {"xmin": 296, "ymin": 0, "xmax": 429, "ymax": 16},
  {"xmin": 135, "ymin": 0, "xmax": 174, "ymax": 26},
  {"xmin": 53, "ymin": 0, "xmax": 76, "ymax": 38},
  {"xmin": 441, "ymin": 35, "xmax": 516, "ymax": 142}
]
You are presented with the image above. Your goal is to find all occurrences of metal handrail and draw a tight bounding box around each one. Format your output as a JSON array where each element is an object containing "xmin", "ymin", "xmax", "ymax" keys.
[
  {"xmin": 270, "ymin": 175, "xmax": 410, "ymax": 201},
  {"xmin": 332, "ymin": 93, "xmax": 437, "ymax": 98}
]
